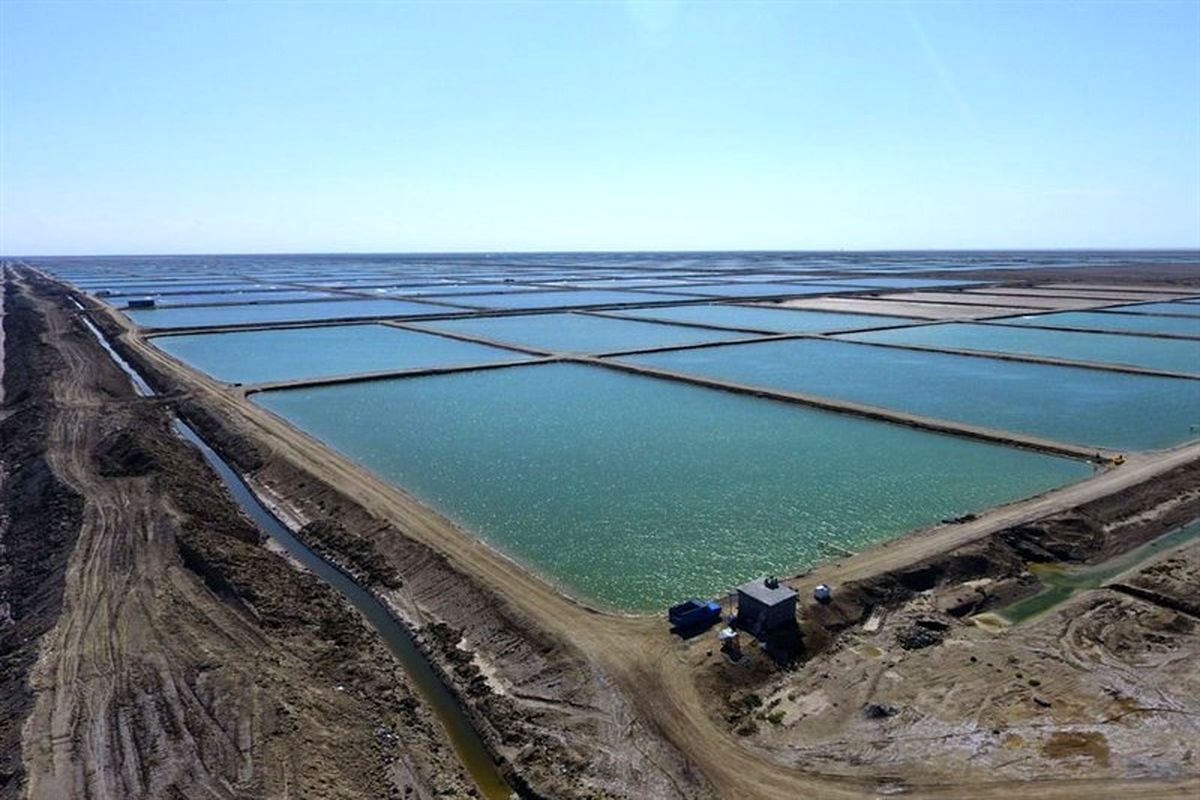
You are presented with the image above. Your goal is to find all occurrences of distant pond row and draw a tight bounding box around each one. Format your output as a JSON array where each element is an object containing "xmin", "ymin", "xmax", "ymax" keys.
[{"xmin": 37, "ymin": 253, "xmax": 1200, "ymax": 610}]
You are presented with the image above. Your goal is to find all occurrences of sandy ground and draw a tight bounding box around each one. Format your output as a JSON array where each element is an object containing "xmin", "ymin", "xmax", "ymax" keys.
[
  {"xmin": 7, "ymin": 264, "xmax": 1200, "ymax": 799},
  {"xmin": 1, "ymin": 274, "xmax": 475, "ymax": 799},
  {"xmin": 693, "ymin": 465, "xmax": 1200, "ymax": 789},
  {"xmin": 709, "ymin": 547, "xmax": 1200, "ymax": 785}
]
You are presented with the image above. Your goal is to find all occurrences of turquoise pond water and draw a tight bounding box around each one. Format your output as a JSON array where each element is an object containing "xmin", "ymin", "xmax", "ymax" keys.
[
  {"xmin": 620, "ymin": 339, "xmax": 1200, "ymax": 450},
  {"xmin": 126, "ymin": 298, "xmax": 459, "ymax": 328},
  {"xmin": 139, "ymin": 289, "xmax": 343, "ymax": 306},
  {"xmin": 412, "ymin": 312, "xmax": 745, "ymax": 353},
  {"xmin": 808, "ymin": 277, "xmax": 980, "ymax": 289},
  {"xmin": 1108, "ymin": 301, "xmax": 1200, "ymax": 317},
  {"xmin": 610, "ymin": 304, "xmax": 916, "ymax": 333},
  {"xmin": 93, "ymin": 281, "xmax": 271, "ymax": 294},
  {"xmin": 842, "ymin": 323, "xmax": 1200, "ymax": 375},
  {"xmin": 380, "ymin": 283, "xmax": 552, "ymax": 296},
  {"xmin": 665, "ymin": 282, "xmax": 858, "ymax": 298},
  {"xmin": 1002, "ymin": 311, "xmax": 1200, "ymax": 338},
  {"xmin": 440, "ymin": 289, "xmax": 701, "ymax": 310},
  {"xmin": 154, "ymin": 324, "xmax": 527, "ymax": 384},
  {"xmin": 255, "ymin": 363, "xmax": 1092, "ymax": 610},
  {"xmin": 556, "ymin": 277, "xmax": 699, "ymax": 289}
]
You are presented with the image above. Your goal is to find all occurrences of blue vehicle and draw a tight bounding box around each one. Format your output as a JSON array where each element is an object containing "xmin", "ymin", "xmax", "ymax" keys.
[{"xmin": 668, "ymin": 599, "xmax": 722, "ymax": 629}]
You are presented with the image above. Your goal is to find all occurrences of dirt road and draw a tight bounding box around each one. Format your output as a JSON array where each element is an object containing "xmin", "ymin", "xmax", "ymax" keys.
[{"xmin": 2, "ymin": 273, "xmax": 475, "ymax": 799}]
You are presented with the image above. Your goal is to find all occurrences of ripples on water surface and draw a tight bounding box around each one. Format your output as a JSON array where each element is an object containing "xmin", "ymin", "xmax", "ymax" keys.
[
  {"xmin": 412, "ymin": 312, "xmax": 746, "ymax": 353},
  {"xmin": 256, "ymin": 363, "xmax": 1092, "ymax": 610},
  {"xmin": 1003, "ymin": 310, "xmax": 1200, "ymax": 338},
  {"xmin": 155, "ymin": 324, "xmax": 529, "ymax": 384},
  {"xmin": 622, "ymin": 338, "xmax": 1200, "ymax": 450},
  {"xmin": 842, "ymin": 322, "xmax": 1200, "ymax": 375},
  {"xmin": 32, "ymin": 251, "xmax": 1199, "ymax": 609},
  {"xmin": 125, "ymin": 297, "xmax": 459, "ymax": 328}
]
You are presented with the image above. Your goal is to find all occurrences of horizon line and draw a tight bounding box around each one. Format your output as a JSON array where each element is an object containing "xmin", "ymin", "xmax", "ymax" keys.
[{"xmin": 6, "ymin": 246, "xmax": 1200, "ymax": 260}]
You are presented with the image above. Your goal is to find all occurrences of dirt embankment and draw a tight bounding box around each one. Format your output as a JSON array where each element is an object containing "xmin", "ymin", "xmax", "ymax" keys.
[
  {"xmin": 2, "ymin": 274, "xmax": 479, "ymax": 799},
  {"xmin": 141, "ymin": 360, "xmax": 710, "ymax": 799},
  {"xmin": 1112, "ymin": 545, "xmax": 1200, "ymax": 618},
  {"xmin": 0, "ymin": 282, "xmax": 84, "ymax": 797},
  {"xmin": 806, "ymin": 458, "xmax": 1200, "ymax": 633}
]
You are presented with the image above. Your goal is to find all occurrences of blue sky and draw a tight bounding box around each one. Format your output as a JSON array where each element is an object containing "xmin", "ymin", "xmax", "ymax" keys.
[{"xmin": 1, "ymin": 1, "xmax": 1197, "ymax": 254}]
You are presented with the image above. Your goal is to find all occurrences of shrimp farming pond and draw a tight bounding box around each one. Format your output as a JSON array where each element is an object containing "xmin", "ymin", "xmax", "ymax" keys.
[{"xmin": 34, "ymin": 251, "xmax": 1200, "ymax": 610}]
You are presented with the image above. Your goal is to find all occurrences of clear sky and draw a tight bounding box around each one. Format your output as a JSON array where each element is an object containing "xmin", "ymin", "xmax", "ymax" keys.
[{"xmin": 1, "ymin": 1, "xmax": 1198, "ymax": 255}]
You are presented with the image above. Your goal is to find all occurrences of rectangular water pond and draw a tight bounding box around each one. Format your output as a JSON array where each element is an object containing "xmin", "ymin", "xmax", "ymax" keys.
[
  {"xmin": 1002, "ymin": 311, "xmax": 1200, "ymax": 338},
  {"xmin": 126, "ymin": 298, "xmax": 457, "ymax": 328},
  {"xmin": 841, "ymin": 323, "xmax": 1200, "ymax": 375},
  {"xmin": 373, "ymin": 283, "xmax": 550, "ymax": 297},
  {"xmin": 1105, "ymin": 301, "xmax": 1200, "ymax": 318},
  {"xmin": 807, "ymin": 277, "xmax": 981, "ymax": 289},
  {"xmin": 442, "ymin": 289, "xmax": 700, "ymax": 310},
  {"xmin": 96, "ymin": 281, "xmax": 272, "ymax": 295},
  {"xmin": 620, "ymin": 339, "xmax": 1200, "ymax": 450},
  {"xmin": 610, "ymin": 304, "xmax": 916, "ymax": 333},
  {"xmin": 255, "ymin": 363, "xmax": 1091, "ymax": 610},
  {"xmin": 154, "ymin": 324, "xmax": 527, "ymax": 384},
  {"xmin": 412, "ymin": 312, "xmax": 746, "ymax": 353},
  {"xmin": 662, "ymin": 282, "xmax": 856, "ymax": 298},
  {"xmin": 554, "ymin": 277, "xmax": 697, "ymax": 289},
  {"xmin": 134, "ymin": 289, "xmax": 346, "ymax": 306}
]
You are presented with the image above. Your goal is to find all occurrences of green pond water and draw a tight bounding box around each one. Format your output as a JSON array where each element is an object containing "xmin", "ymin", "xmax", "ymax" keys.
[
  {"xmin": 621, "ymin": 339, "xmax": 1200, "ymax": 451},
  {"xmin": 155, "ymin": 324, "xmax": 527, "ymax": 384},
  {"xmin": 611, "ymin": 304, "xmax": 916, "ymax": 333},
  {"xmin": 126, "ymin": 298, "xmax": 457, "ymax": 328},
  {"xmin": 994, "ymin": 519, "xmax": 1200, "ymax": 624},
  {"xmin": 842, "ymin": 323, "xmax": 1200, "ymax": 375},
  {"xmin": 1003, "ymin": 311, "xmax": 1200, "ymax": 338},
  {"xmin": 255, "ymin": 363, "xmax": 1092, "ymax": 611},
  {"xmin": 412, "ymin": 312, "xmax": 745, "ymax": 353}
]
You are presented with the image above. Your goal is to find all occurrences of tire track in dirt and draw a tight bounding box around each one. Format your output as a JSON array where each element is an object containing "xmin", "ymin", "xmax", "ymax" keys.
[{"xmin": 7, "ymin": 274, "xmax": 475, "ymax": 799}]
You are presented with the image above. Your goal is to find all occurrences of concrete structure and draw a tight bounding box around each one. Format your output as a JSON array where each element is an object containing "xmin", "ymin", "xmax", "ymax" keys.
[{"xmin": 735, "ymin": 576, "xmax": 797, "ymax": 639}]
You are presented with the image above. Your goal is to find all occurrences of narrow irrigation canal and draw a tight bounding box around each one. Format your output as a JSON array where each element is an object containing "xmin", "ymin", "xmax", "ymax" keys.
[
  {"xmin": 74, "ymin": 297, "xmax": 515, "ymax": 799},
  {"xmin": 983, "ymin": 518, "xmax": 1200, "ymax": 626}
]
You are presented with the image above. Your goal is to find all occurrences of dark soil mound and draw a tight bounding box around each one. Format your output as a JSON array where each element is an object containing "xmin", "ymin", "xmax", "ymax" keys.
[{"xmin": 93, "ymin": 428, "xmax": 160, "ymax": 476}]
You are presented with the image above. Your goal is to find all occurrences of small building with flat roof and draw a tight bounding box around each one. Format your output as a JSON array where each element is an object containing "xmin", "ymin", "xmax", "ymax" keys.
[{"xmin": 736, "ymin": 576, "xmax": 797, "ymax": 639}]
